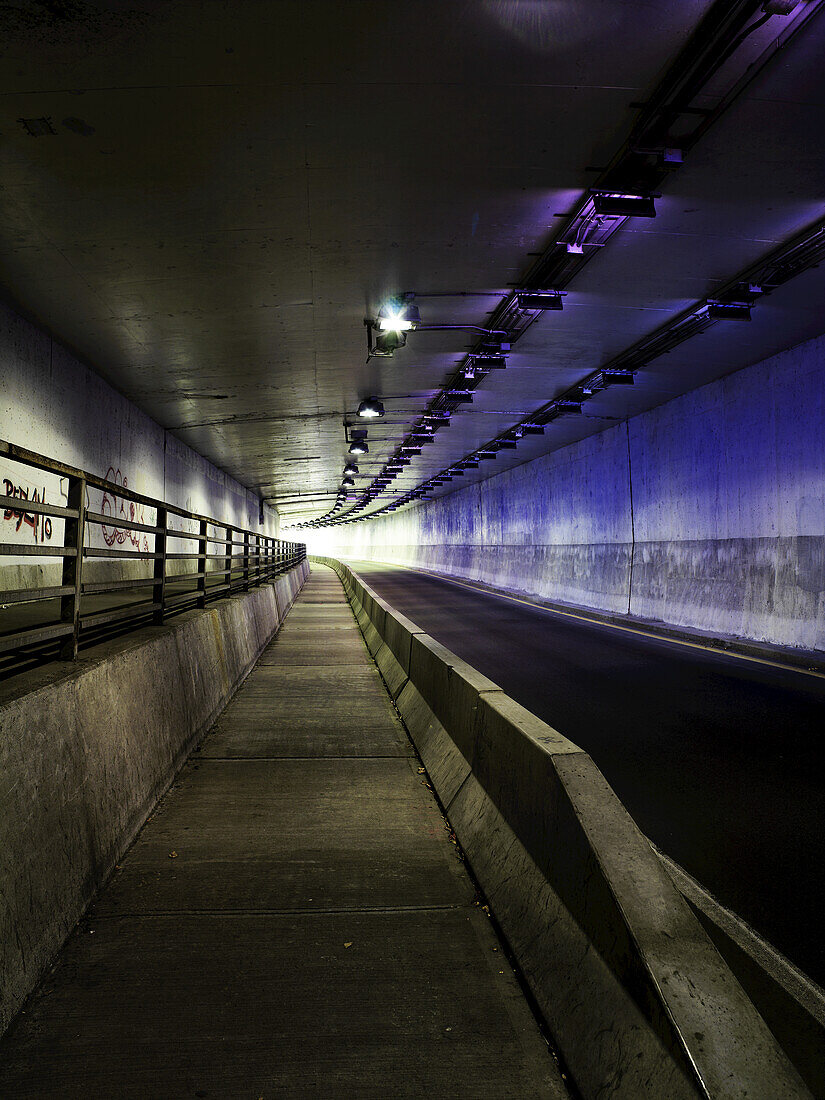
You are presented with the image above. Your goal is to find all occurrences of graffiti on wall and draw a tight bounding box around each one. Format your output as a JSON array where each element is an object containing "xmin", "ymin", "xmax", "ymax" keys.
[
  {"xmin": 100, "ymin": 467, "xmax": 150, "ymax": 553},
  {"xmin": 2, "ymin": 479, "xmax": 54, "ymax": 543},
  {"xmin": 2, "ymin": 466, "xmax": 151, "ymax": 552}
]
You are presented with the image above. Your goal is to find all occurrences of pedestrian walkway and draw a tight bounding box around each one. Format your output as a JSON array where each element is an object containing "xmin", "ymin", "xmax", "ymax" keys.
[{"xmin": 0, "ymin": 564, "xmax": 566, "ymax": 1098}]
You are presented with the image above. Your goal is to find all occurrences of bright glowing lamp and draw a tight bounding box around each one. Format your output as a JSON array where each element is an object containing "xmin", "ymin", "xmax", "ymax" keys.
[
  {"xmin": 357, "ymin": 397, "xmax": 385, "ymax": 418},
  {"xmin": 377, "ymin": 302, "xmax": 420, "ymax": 332}
]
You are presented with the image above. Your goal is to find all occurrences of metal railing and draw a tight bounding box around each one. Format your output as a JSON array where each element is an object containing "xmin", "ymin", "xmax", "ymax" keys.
[{"xmin": 0, "ymin": 439, "xmax": 305, "ymax": 673}]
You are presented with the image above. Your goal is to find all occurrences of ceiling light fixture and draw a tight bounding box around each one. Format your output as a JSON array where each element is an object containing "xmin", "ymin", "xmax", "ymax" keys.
[
  {"xmin": 343, "ymin": 463, "xmax": 359, "ymax": 475},
  {"xmin": 349, "ymin": 440, "xmax": 368, "ymax": 455},
  {"xmin": 550, "ymin": 400, "xmax": 583, "ymax": 417},
  {"xmin": 558, "ymin": 191, "xmax": 657, "ymax": 257},
  {"xmin": 376, "ymin": 299, "xmax": 421, "ymax": 332},
  {"xmin": 471, "ymin": 353, "xmax": 507, "ymax": 369},
  {"xmin": 515, "ymin": 291, "xmax": 565, "ymax": 311},
  {"xmin": 706, "ymin": 299, "xmax": 753, "ymax": 320},
  {"xmin": 357, "ymin": 397, "xmax": 385, "ymax": 418},
  {"xmin": 372, "ymin": 330, "xmax": 407, "ymax": 356},
  {"xmin": 366, "ymin": 296, "xmax": 509, "ymax": 359},
  {"xmin": 581, "ymin": 368, "xmax": 636, "ymax": 395},
  {"xmin": 590, "ymin": 190, "xmax": 657, "ymax": 218},
  {"xmin": 601, "ymin": 369, "xmax": 636, "ymax": 385}
]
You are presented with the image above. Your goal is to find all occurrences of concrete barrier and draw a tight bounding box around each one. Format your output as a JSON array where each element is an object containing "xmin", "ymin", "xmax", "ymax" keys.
[
  {"xmin": 0, "ymin": 559, "xmax": 309, "ymax": 1037},
  {"xmin": 313, "ymin": 555, "xmax": 811, "ymax": 1100}
]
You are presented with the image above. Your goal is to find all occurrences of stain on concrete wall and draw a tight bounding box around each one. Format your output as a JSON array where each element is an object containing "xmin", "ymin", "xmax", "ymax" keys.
[{"xmin": 311, "ymin": 334, "xmax": 825, "ymax": 651}]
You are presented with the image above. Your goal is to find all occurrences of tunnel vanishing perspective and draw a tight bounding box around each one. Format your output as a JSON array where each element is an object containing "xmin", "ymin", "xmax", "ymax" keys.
[{"xmin": 1, "ymin": 2, "xmax": 824, "ymax": 1097}]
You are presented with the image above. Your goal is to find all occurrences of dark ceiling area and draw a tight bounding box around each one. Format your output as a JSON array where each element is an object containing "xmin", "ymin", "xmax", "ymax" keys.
[{"xmin": 1, "ymin": 1, "xmax": 823, "ymax": 527}]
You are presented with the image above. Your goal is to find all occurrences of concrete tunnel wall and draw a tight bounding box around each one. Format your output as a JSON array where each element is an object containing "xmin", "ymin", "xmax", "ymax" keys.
[
  {"xmin": 0, "ymin": 298, "xmax": 280, "ymax": 590},
  {"xmin": 309, "ymin": 332, "xmax": 825, "ymax": 651}
]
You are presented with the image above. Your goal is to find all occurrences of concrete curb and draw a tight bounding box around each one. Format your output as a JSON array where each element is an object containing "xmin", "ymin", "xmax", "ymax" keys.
[
  {"xmin": 313, "ymin": 555, "xmax": 812, "ymax": 1100},
  {"xmin": 0, "ymin": 559, "xmax": 310, "ymax": 1037}
]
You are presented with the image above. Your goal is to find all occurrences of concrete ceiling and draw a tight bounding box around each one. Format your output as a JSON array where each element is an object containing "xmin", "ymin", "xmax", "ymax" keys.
[{"xmin": 1, "ymin": 1, "xmax": 823, "ymax": 526}]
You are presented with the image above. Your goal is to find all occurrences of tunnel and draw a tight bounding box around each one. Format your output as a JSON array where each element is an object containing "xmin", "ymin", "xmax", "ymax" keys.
[{"xmin": 0, "ymin": 2, "xmax": 823, "ymax": 1097}]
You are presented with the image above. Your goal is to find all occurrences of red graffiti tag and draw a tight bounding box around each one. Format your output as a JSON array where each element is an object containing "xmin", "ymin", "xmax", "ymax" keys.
[{"xmin": 100, "ymin": 468, "xmax": 150, "ymax": 552}]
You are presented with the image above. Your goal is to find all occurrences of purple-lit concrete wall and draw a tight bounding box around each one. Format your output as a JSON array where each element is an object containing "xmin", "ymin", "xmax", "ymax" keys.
[{"xmin": 309, "ymin": 333, "xmax": 825, "ymax": 651}]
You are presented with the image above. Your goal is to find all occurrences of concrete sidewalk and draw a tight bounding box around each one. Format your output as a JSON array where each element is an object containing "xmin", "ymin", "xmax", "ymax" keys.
[{"xmin": 0, "ymin": 564, "xmax": 566, "ymax": 1098}]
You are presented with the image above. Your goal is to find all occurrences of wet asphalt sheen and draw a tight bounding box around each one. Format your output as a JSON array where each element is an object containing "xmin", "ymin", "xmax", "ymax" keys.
[{"xmin": 349, "ymin": 562, "xmax": 825, "ymax": 987}]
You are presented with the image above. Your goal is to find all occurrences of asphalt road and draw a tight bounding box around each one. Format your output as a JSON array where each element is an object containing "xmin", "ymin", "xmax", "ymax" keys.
[{"xmin": 347, "ymin": 560, "xmax": 825, "ymax": 988}]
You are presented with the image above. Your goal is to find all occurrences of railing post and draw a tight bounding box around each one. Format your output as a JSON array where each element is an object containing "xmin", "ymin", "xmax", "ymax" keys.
[
  {"xmin": 59, "ymin": 475, "xmax": 86, "ymax": 660},
  {"xmin": 225, "ymin": 524, "xmax": 232, "ymax": 592},
  {"xmin": 243, "ymin": 531, "xmax": 250, "ymax": 591},
  {"xmin": 197, "ymin": 519, "xmax": 208, "ymax": 608},
  {"xmin": 153, "ymin": 505, "xmax": 167, "ymax": 625}
]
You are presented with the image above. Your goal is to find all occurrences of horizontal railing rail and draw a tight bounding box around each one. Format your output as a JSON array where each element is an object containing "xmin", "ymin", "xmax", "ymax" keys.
[{"xmin": 0, "ymin": 439, "xmax": 305, "ymax": 671}]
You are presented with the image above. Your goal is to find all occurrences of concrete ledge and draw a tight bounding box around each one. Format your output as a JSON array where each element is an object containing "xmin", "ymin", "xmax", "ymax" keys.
[
  {"xmin": 0, "ymin": 559, "xmax": 309, "ymax": 1037},
  {"xmin": 658, "ymin": 847, "xmax": 825, "ymax": 1100},
  {"xmin": 396, "ymin": 680, "xmax": 472, "ymax": 807},
  {"xmin": 373, "ymin": 642, "xmax": 407, "ymax": 700},
  {"xmin": 312, "ymin": 555, "xmax": 811, "ymax": 1099}
]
